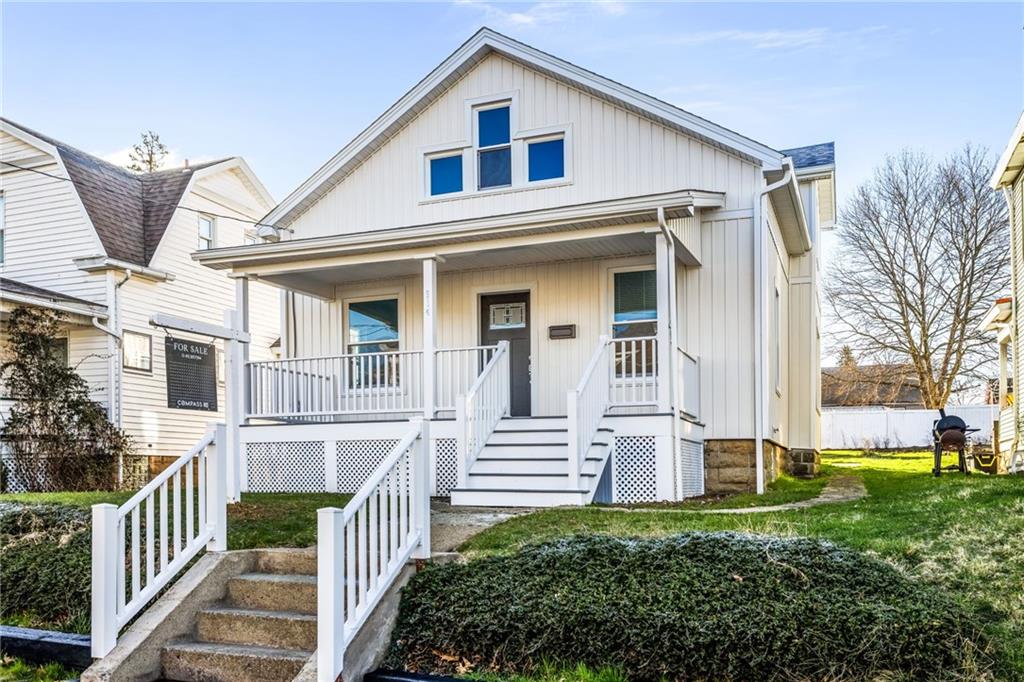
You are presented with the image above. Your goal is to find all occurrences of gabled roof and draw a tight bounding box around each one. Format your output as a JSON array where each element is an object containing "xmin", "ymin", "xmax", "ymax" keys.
[
  {"xmin": 992, "ymin": 111, "xmax": 1024, "ymax": 188},
  {"xmin": 781, "ymin": 142, "xmax": 835, "ymax": 171},
  {"xmin": 1, "ymin": 117, "xmax": 229, "ymax": 266},
  {"xmin": 264, "ymin": 27, "xmax": 788, "ymax": 229},
  {"xmin": 0, "ymin": 276, "xmax": 107, "ymax": 319}
]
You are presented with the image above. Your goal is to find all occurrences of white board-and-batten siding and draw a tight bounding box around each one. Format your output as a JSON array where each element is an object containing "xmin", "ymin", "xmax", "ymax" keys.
[
  {"xmin": 287, "ymin": 52, "xmax": 760, "ymax": 238},
  {"xmin": 118, "ymin": 168, "xmax": 279, "ymax": 459}
]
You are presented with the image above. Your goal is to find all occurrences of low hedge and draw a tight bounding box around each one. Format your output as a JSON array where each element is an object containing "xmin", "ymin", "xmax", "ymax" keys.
[
  {"xmin": 388, "ymin": 533, "xmax": 991, "ymax": 681},
  {"xmin": 0, "ymin": 504, "xmax": 92, "ymax": 632}
]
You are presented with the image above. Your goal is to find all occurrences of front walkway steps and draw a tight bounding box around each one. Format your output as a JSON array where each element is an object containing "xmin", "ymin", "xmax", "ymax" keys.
[
  {"xmin": 161, "ymin": 549, "xmax": 317, "ymax": 681},
  {"xmin": 450, "ymin": 417, "xmax": 614, "ymax": 507}
]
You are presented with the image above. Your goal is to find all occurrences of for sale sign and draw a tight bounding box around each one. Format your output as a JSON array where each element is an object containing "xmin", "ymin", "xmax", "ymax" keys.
[{"xmin": 165, "ymin": 338, "xmax": 218, "ymax": 411}]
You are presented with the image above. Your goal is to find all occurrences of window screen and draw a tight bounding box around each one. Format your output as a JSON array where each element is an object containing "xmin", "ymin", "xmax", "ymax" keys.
[{"xmin": 613, "ymin": 270, "xmax": 657, "ymax": 338}]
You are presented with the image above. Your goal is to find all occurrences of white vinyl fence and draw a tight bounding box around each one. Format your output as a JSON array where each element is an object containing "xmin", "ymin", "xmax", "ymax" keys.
[{"xmin": 821, "ymin": 405, "xmax": 998, "ymax": 450}]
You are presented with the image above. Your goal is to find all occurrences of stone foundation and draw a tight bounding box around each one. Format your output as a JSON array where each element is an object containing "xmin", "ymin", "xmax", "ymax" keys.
[
  {"xmin": 704, "ymin": 439, "xmax": 819, "ymax": 493},
  {"xmin": 785, "ymin": 449, "xmax": 821, "ymax": 478}
]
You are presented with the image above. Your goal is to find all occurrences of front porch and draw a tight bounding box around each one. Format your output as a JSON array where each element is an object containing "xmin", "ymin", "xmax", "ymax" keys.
[{"xmin": 205, "ymin": 195, "xmax": 709, "ymax": 505}]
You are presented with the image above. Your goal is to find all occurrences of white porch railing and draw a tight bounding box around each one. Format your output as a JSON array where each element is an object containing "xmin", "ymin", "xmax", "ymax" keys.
[
  {"xmin": 317, "ymin": 419, "xmax": 430, "ymax": 682},
  {"xmin": 609, "ymin": 336, "xmax": 658, "ymax": 406},
  {"xmin": 435, "ymin": 345, "xmax": 498, "ymax": 411},
  {"xmin": 679, "ymin": 347, "xmax": 700, "ymax": 419},
  {"xmin": 91, "ymin": 424, "xmax": 226, "ymax": 657},
  {"xmin": 567, "ymin": 336, "xmax": 611, "ymax": 488},
  {"xmin": 456, "ymin": 341, "xmax": 510, "ymax": 487},
  {"xmin": 247, "ymin": 350, "xmax": 425, "ymax": 419}
]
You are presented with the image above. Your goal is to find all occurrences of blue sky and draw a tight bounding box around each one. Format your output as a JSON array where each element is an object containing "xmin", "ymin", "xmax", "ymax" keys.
[{"xmin": 3, "ymin": 2, "xmax": 1022, "ymax": 205}]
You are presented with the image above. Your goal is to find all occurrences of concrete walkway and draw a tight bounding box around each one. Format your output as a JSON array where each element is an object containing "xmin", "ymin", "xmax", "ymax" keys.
[
  {"xmin": 429, "ymin": 499, "xmax": 532, "ymax": 551},
  {"xmin": 599, "ymin": 475, "xmax": 868, "ymax": 515}
]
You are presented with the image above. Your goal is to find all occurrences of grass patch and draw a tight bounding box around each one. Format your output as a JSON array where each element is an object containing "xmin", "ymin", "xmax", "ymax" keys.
[
  {"xmin": 462, "ymin": 450, "xmax": 1024, "ymax": 679},
  {"xmin": 391, "ymin": 533, "xmax": 990, "ymax": 681},
  {"xmin": 0, "ymin": 655, "xmax": 75, "ymax": 682},
  {"xmin": 0, "ymin": 491, "xmax": 350, "ymax": 633},
  {"xmin": 606, "ymin": 468, "xmax": 832, "ymax": 510}
]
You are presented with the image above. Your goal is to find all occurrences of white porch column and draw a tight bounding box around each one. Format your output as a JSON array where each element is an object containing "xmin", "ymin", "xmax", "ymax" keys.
[
  {"xmin": 655, "ymin": 232, "xmax": 673, "ymax": 413},
  {"xmin": 422, "ymin": 257, "xmax": 438, "ymax": 419},
  {"xmin": 999, "ymin": 339, "xmax": 1009, "ymax": 408},
  {"xmin": 226, "ymin": 276, "xmax": 250, "ymax": 502}
]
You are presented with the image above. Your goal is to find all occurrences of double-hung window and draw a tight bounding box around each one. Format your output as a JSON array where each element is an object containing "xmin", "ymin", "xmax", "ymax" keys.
[
  {"xmin": 476, "ymin": 104, "xmax": 512, "ymax": 190},
  {"xmin": 346, "ymin": 298, "xmax": 401, "ymax": 389},
  {"xmin": 123, "ymin": 331, "xmax": 152, "ymax": 372},
  {"xmin": 197, "ymin": 215, "xmax": 215, "ymax": 250}
]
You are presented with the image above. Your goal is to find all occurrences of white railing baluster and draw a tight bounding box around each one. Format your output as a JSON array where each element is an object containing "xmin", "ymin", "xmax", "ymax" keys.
[
  {"xmin": 567, "ymin": 336, "xmax": 611, "ymax": 490},
  {"xmin": 91, "ymin": 426, "xmax": 225, "ymax": 658},
  {"xmin": 317, "ymin": 420, "xmax": 428, "ymax": 682},
  {"xmin": 456, "ymin": 342, "xmax": 510, "ymax": 485}
]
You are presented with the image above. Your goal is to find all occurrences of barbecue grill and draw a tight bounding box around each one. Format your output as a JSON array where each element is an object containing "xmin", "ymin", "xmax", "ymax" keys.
[{"xmin": 932, "ymin": 409, "xmax": 978, "ymax": 477}]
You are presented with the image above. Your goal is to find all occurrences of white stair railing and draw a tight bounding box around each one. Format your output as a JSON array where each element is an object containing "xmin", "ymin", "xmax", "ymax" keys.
[
  {"xmin": 434, "ymin": 345, "xmax": 498, "ymax": 412},
  {"xmin": 317, "ymin": 418, "xmax": 430, "ymax": 682},
  {"xmin": 455, "ymin": 340, "xmax": 510, "ymax": 488},
  {"xmin": 91, "ymin": 424, "xmax": 226, "ymax": 657},
  {"xmin": 567, "ymin": 336, "xmax": 611, "ymax": 489}
]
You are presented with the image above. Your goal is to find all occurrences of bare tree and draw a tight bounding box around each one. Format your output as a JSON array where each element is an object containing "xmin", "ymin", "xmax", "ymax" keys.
[
  {"xmin": 827, "ymin": 145, "xmax": 1009, "ymax": 408},
  {"xmin": 127, "ymin": 130, "xmax": 169, "ymax": 173}
]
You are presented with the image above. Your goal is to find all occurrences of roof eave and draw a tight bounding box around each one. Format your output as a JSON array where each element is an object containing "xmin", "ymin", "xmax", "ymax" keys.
[{"xmin": 991, "ymin": 111, "xmax": 1024, "ymax": 189}]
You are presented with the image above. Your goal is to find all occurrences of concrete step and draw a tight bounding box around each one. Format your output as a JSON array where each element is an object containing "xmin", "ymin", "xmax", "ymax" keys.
[
  {"xmin": 450, "ymin": 487, "xmax": 587, "ymax": 507},
  {"xmin": 161, "ymin": 640, "xmax": 309, "ymax": 682},
  {"xmin": 196, "ymin": 606, "xmax": 317, "ymax": 651},
  {"xmin": 227, "ymin": 574, "xmax": 316, "ymax": 615},
  {"xmin": 254, "ymin": 548, "xmax": 317, "ymax": 576},
  {"xmin": 466, "ymin": 471, "xmax": 597, "ymax": 490}
]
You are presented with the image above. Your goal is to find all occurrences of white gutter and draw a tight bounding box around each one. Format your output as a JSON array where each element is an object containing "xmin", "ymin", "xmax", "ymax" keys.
[
  {"xmin": 657, "ymin": 207, "xmax": 680, "ymax": 492},
  {"xmin": 754, "ymin": 160, "xmax": 795, "ymax": 494},
  {"xmin": 74, "ymin": 256, "xmax": 175, "ymax": 282}
]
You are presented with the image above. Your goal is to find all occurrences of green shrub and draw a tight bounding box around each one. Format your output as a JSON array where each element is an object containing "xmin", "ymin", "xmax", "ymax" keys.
[
  {"xmin": 388, "ymin": 533, "xmax": 992, "ymax": 681},
  {"xmin": 0, "ymin": 504, "xmax": 92, "ymax": 632}
]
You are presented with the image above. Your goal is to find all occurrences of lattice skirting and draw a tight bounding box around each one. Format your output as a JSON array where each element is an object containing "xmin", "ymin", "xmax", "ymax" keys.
[
  {"xmin": 677, "ymin": 439, "xmax": 705, "ymax": 499},
  {"xmin": 246, "ymin": 438, "xmax": 460, "ymax": 495},
  {"xmin": 612, "ymin": 436, "xmax": 657, "ymax": 503}
]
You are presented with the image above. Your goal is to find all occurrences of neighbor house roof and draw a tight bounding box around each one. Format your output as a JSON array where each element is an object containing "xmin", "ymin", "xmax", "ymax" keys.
[
  {"xmin": 781, "ymin": 142, "xmax": 835, "ymax": 171},
  {"xmin": 263, "ymin": 27, "xmax": 792, "ymax": 230},
  {"xmin": 0, "ymin": 276, "xmax": 107, "ymax": 319},
  {"xmin": 1, "ymin": 117, "xmax": 229, "ymax": 266},
  {"xmin": 821, "ymin": 364, "xmax": 924, "ymax": 408},
  {"xmin": 991, "ymin": 111, "xmax": 1024, "ymax": 188}
]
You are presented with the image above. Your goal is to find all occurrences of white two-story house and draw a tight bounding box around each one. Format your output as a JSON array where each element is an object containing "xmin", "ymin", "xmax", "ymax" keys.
[
  {"xmin": 196, "ymin": 28, "xmax": 835, "ymax": 505},
  {"xmin": 0, "ymin": 118, "xmax": 279, "ymax": 477}
]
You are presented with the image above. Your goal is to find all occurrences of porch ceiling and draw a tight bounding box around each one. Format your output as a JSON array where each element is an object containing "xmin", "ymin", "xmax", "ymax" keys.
[{"xmin": 260, "ymin": 229, "xmax": 657, "ymax": 296}]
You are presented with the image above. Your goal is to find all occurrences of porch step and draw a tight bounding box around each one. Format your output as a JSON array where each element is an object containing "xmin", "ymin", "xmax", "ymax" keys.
[
  {"xmin": 450, "ymin": 487, "xmax": 589, "ymax": 507},
  {"xmin": 196, "ymin": 606, "xmax": 317, "ymax": 650},
  {"xmin": 161, "ymin": 640, "xmax": 309, "ymax": 682},
  {"xmin": 467, "ymin": 471, "xmax": 598, "ymax": 490},
  {"xmin": 494, "ymin": 416, "xmax": 568, "ymax": 430},
  {"xmin": 473, "ymin": 455, "xmax": 605, "ymax": 475},
  {"xmin": 227, "ymin": 573, "xmax": 317, "ymax": 615}
]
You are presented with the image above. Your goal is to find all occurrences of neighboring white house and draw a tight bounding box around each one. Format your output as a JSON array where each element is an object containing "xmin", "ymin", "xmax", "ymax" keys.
[
  {"xmin": 0, "ymin": 118, "xmax": 279, "ymax": 471},
  {"xmin": 982, "ymin": 111, "xmax": 1024, "ymax": 473},
  {"xmin": 196, "ymin": 28, "xmax": 836, "ymax": 505}
]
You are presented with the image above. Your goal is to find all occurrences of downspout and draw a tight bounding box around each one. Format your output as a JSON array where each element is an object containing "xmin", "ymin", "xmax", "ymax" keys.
[
  {"xmin": 91, "ymin": 270, "xmax": 132, "ymax": 428},
  {"xmin": 754, "ymin": 160, "xmax": 795, "ymax": 494},
  {"xmin": 657, "ymin": 207, "xmax": 680, "ymax": 496}
]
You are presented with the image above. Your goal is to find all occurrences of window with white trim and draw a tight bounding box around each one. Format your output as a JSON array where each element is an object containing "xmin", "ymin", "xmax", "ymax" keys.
[
  {"xmin": 427, "ymin": 152, "xmax": 464, "ymax": 196},
  {"xmin": 527, "ymin": 135, "xmax": 565, "ymax": 182},
  {"xmin": 612, "ymin": 269, "xmax": 657, "ymax": 339},
  {"xmin": 475, "ymin": 103, "xmax": 512, "ymax": 190},
  {"xmin": 123, "ymin": 331, "xmax": 152, "ymax": 372},
  {"xmin": 346, "ymin": 298, "xmax": 400, "ymax": 354},
  {"xmin": 197, "ymin": 215, "xmax": 215, "ymax": 250}
]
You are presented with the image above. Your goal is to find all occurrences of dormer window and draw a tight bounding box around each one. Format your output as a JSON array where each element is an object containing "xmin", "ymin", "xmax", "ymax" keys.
[{"xmin": 476, "ymin": 104, "xmax": 512, "ymax": 189}]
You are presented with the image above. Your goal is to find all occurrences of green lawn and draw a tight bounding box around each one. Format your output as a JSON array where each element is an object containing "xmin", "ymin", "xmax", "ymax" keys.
[
  {"xmin": 0, "ymin": 656, "xmax": 75, "ymax": 682},
  {"xmin": 462, "ymin": 450, "xmax": 1024, "ymax": 678},
  {"xmin": 603, "ymin": 468, "xmax": 832, "ymax": 510}
]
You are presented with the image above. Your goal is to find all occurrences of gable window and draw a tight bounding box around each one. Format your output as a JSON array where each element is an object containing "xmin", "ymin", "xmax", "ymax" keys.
[
  {"xmin": 476, "ymin": 104, "xmax": 512, "ymax": 189},
  {"xmin": 527, "ymin": 137, "xmax": 565, "ymax": 182},
  {"xmin": 429, "ymin": 153, "xmax": 463, "ymax": 196},
  {"xmin": 123, "ymin": 331, "xmax": 152, "ymax": 372},
  {"xmin": 197, "ymin": 215, "xmax": 215, "ymax": 250}
]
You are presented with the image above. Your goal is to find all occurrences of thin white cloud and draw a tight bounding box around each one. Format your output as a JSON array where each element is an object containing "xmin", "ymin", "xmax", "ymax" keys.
[
  {"xmin": 99, "ymin": 146, "xmax": 215, "ymax": 171},
  {"xmin": 453, "ymin": 0, "xmax": 627, "ymax": 28}
]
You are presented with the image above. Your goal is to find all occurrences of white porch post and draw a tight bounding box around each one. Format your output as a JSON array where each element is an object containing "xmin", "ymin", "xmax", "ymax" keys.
[
  {"xmin": 226, "ymin": 276, "xmax": 250, "ymax": 502},
  {"xmin": 90, "ymin": 503, "xmax": 119, "ymax": 657},
  {"xmin": 655, "ymin": 232, "xmax": 673, "ymax": 413},
  {"xmin": 412, "ymin": 416, "xmax": 431, "ymax": 559},
  {"xmin": 206, "ymin": 423, "xmax": 228, "ymax": 551},
  {"xmin": 422, "ymin": 258, "xmax": 438, "ymax": 419}
]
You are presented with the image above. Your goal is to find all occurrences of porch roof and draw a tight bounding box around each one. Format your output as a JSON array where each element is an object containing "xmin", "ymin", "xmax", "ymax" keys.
[
  {"xmin": 194, "ymin": 189, "xmax": 722, "ymax": 297},
  {"xmin": 0, "ymin": 277, "xmax": 108, "ymax": 322}
]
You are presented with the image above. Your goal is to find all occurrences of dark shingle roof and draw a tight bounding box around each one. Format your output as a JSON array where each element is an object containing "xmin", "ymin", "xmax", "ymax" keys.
[
  {"xmin": 2, "ymin": 118, "xmax": 228, "ymax": 266},
  {"xmin": 780, "ymin": 142, "xmax": 835, "ymax": 170},
  {"xmin": 0, "ymin": 276, "xmax": 104, "ymax": 309}
]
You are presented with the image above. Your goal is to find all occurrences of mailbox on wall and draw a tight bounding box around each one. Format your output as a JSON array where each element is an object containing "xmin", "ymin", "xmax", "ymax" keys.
[{"xmin": 548, "ymin": 324, "xmax": 576, "ymax": 340}]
